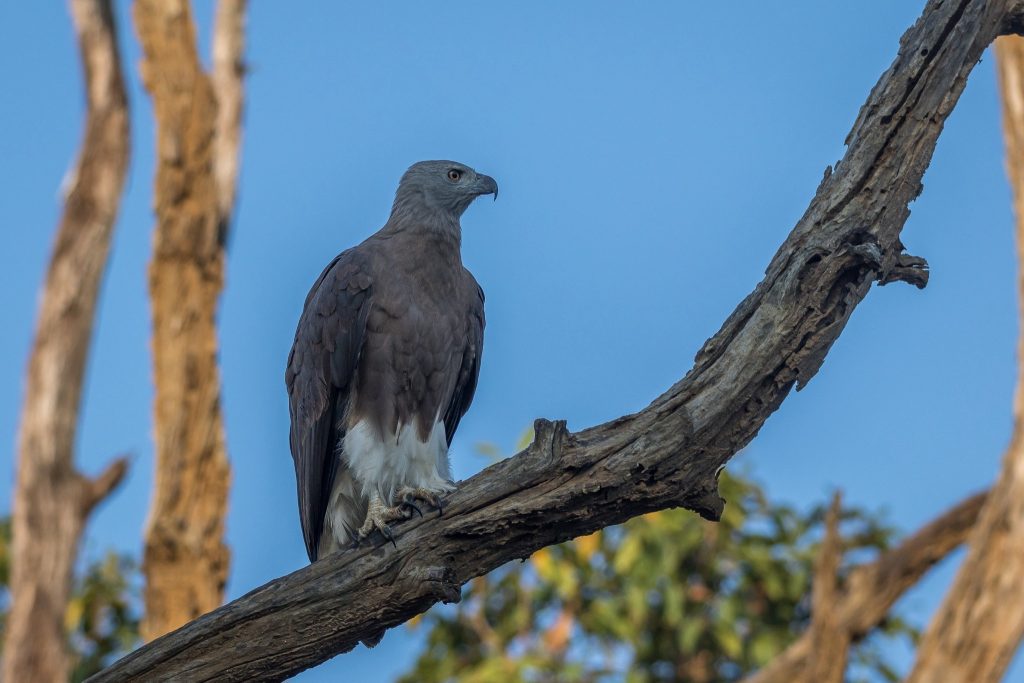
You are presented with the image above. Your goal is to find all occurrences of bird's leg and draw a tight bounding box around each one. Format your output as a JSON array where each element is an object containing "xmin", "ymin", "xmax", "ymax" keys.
[
  {"xmin": 356, "ymin": 492, "xmax": 414, "ymax": 547},
  {"xmin": 394, "ymin": 486, "xmax": 446, "ymax": 517}
]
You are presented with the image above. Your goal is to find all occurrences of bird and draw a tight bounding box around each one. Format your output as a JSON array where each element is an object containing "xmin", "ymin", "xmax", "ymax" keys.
[{"xmin": 286, "ymin": 160, "xmax": 496, "ymax": 562}]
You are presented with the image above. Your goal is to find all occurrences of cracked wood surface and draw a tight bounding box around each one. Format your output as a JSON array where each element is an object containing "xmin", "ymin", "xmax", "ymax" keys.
[{"xmin": 90, "ymin": 0, "xmax": 1024, "ymax": 680}]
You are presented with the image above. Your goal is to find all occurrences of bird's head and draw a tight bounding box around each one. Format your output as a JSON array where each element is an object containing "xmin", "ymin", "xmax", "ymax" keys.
[{"xmin": 390, "ymin": 160, "xmax": 498, "ymax": 224}]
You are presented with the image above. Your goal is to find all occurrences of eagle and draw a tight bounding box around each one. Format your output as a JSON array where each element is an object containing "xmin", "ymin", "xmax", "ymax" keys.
[{"xmin": 286, "ymin": 160, "xmax": 496, "ymax": 562}]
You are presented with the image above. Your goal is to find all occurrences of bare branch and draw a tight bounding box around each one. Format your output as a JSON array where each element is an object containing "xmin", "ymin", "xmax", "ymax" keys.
[
  {"xmin": 906, "ymin": 33, "xmax": 1024, "ymax": 683},
  {"xmin": 749, "ymin": 491, "xmax": 987, "ymax": 683},
  {"xmin": 743, "ymin": 490, "xmax": 988, "ymax": 683},
  {"xmin": 82, "ymin": 454, "xmax": 131, "ymax": 515},
  {"xmin": 90, "ymin": 0, "xmax": 1021, "ymax": 680},
  {"xmin": 803, "ymin": 493, "xmax": 847, "ymax": 683},
  {"xmin": 3, "ymin": 0, "xmax": 130, "ymax": 680}
]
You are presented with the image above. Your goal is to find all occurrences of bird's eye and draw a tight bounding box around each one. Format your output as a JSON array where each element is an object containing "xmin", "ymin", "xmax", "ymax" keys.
[{"xmin": 447, "ymin": 169, "xmax": 462, "ymax": 182}]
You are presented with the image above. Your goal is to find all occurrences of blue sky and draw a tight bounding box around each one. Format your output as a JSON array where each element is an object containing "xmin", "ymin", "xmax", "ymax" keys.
[{"xmin": 1, "ymin": 1, "xmax": 1022, "ymax": 680}]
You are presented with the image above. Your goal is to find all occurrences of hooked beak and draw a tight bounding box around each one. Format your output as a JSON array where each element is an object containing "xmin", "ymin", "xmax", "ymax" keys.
[{"xmin": 474, "ymin": 174, "xmax": 499, "ymax": 201}]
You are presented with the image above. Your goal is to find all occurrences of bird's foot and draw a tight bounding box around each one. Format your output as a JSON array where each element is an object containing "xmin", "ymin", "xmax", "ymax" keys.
[
  {"xmin": 393, "ymin": 486, "xmax": 447, "ymax": 517},
  {"xmin": 355, "ymin": 494, "xmax": 412, "ymax": 548},
  {"xmin": 352, "ymin": 487, "xmax": 451, "ymax": 549}
]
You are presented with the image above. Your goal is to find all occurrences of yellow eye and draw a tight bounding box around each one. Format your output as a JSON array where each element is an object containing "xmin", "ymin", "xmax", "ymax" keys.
[{"xmin": 447, "ymin": 169, "xmax": 462, "ymax": 182}]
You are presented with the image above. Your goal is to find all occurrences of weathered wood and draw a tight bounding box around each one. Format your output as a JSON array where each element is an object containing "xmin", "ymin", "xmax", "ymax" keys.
[
  {"xmin": 90, "ymin": 0, "xmax": 1024, "ymax": 680},
  {"xmin": 742, "ymin": 490, "xmax": 988, "ymax": 683},
  {"xmin": 134, "ymin": 0, "xmax": 245, "ymax": 642},
  {"xmin": 3, "ymin": 1, "xmax": 130, "ymax": 681},
  {"xmin": 906, "ymin": 33, "xmax": 1024, "ymax": 683}
]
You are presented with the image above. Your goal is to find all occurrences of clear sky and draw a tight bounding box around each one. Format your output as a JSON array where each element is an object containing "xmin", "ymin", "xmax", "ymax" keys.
[{"xmin": 1, "ymin": 1, "xmax": 1022, "ymax": 681}]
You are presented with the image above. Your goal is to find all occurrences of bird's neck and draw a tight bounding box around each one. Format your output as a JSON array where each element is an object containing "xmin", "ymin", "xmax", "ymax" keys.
[{"xmin": 383, "ymin": 200, "xmax": 462, "ymax": 252}]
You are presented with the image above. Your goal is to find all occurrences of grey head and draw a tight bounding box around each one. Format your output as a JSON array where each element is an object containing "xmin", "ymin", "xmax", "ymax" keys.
[{"xmin": 389, "ymin": 160, "xmax": 498, "ymax": 227}]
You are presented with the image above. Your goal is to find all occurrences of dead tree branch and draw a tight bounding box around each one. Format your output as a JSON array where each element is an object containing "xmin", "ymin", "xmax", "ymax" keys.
[
  {"xmin": 906, "ymin": 33, "xmax": 1024, "ymax": 683},
  {"xmin": 3, "ymin": 0, "xmax": 130, "ymax": 680},
  {"xmin": 742, "ymin": 490, "xmax": 988, "ymax": 683},
  {"xmin": 90, "ymin": 0, "xmax": 1024, "ymax": 680},
  {"xmin": 134, "ymin": 0, "xmax": 246, "ymax": 641}
]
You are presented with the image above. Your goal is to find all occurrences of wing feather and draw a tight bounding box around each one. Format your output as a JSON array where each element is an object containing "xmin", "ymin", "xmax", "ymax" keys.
[
  {"xmin": 443, "ymin": 280, "xmax": 485, "ymax": 445},
  {"xmin": 286, "ymin": 249, "xmax": 372, "ymax": 561}
]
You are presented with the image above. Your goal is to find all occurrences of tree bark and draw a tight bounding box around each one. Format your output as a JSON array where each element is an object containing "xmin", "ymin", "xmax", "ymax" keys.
[
  {"xmin": 89, "ymin": 0, "xmax": 1024, "ymax": 680},
  {"xmin": 906, "ymin": 33, "xmax": 1024, "ymax": 683},
  {"xmin": 3, "ymin": 1, "xmax": 130, "ymax": 681},
  {"xmin": 134, "ymin": 0, "xmax": 246, "ymax": 642}
]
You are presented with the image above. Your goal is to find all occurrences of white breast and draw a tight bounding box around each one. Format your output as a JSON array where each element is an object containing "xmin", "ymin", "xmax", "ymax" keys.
[{"xmin": 343, "ymin": 417, "xmax": 454, "ymax": 502}]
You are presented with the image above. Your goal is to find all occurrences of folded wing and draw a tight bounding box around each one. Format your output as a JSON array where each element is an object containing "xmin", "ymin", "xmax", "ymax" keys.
[{"xmin": 285, "ymin": 250, "xmax": 373, "ymax": 561}]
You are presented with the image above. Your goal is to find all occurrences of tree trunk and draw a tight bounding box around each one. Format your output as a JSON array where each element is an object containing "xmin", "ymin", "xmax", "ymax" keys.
[
  {"xmin": 134, "ymin": 0, "xmax": 246, "ymax": 642},
  {"xmin": 906, "ymin": 34, "xmax": 1024, "ymax": 683},
  {"xmin": 2, "ymin": 1, "xmax": 130, "ymax": 680}
]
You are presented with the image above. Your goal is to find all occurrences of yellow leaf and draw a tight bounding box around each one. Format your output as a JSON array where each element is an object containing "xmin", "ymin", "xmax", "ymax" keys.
[
  {"xmin": 717, "ymin": 628, "xmax": 743, "ymax": 658},
  {"xmin": 532, "ymin": 547, "xmax": 555, "ymax": 580},
  {"xmin": 613, "ymin": 534, "xmax": 642, "ymax": 574},
  {"xmin": 575, "ymin": 531, "xmax": 600, "ymax": 561},
  {"xmin": 515, "ymin": 427, "xmax": 535, "ymax": 452},
  {"xmin": 65, "ymin": 597, "xmax": 84, "ymax": 632}
]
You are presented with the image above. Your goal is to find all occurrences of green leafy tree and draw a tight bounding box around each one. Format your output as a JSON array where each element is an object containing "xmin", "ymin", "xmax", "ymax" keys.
[
  {"xmin": 0, "ymin": 517, "xmax": 139, "ymax": 681},
  {"xmin": 401, "ymin": 439, "xmax": 913, "ymax": 683}
]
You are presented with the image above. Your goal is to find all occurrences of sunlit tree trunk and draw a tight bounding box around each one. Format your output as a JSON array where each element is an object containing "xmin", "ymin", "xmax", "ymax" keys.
[
  {"xmin": 906, "ymin": 35, "xmax": 1024, "ymax": 683},
  {"xmin": 2, "ymin": 0, "xmax": 130, "ymax": 679},
  {"xmin": 134, "ymin": 0, "xmax": 247, "ymax": 641}
]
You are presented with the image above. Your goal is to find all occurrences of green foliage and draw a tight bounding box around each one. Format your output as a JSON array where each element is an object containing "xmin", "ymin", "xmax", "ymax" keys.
[
  {"xmin": 67, "ymin": 551, "xmax": 140, "ymax": 682},
  {"xmin": 400, "ymin": 449, "xmax": 913, "ymax": 683},
  {"xmin": 0, "ymin": 517, "xmax": 140, "ymax": 682}
]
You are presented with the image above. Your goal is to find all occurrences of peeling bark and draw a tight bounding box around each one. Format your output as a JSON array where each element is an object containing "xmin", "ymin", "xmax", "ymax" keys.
[
  {"xmin": 906, "ymin": 33, "xmax": 1024, "ymax": 683},
  {"xmin": 134, "ymin": 0, "xmax": 246, "ymax": 642},
  {"xmin": 3, "ymin": 1, "xmax": 130, "ymax": 681},
  {"xmin": 90, "ymin": 0, "xmax": 1024, "ymax": 680}
]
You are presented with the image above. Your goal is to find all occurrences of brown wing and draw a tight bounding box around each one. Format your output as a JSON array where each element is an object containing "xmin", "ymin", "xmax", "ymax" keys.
[
  {"xmin": 285, "ymin": 249, "xmax": 372, "ymax": 562},
  {"xmin": 442, "ymin": 278, "xmax": 485, "ymax": 445}
]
